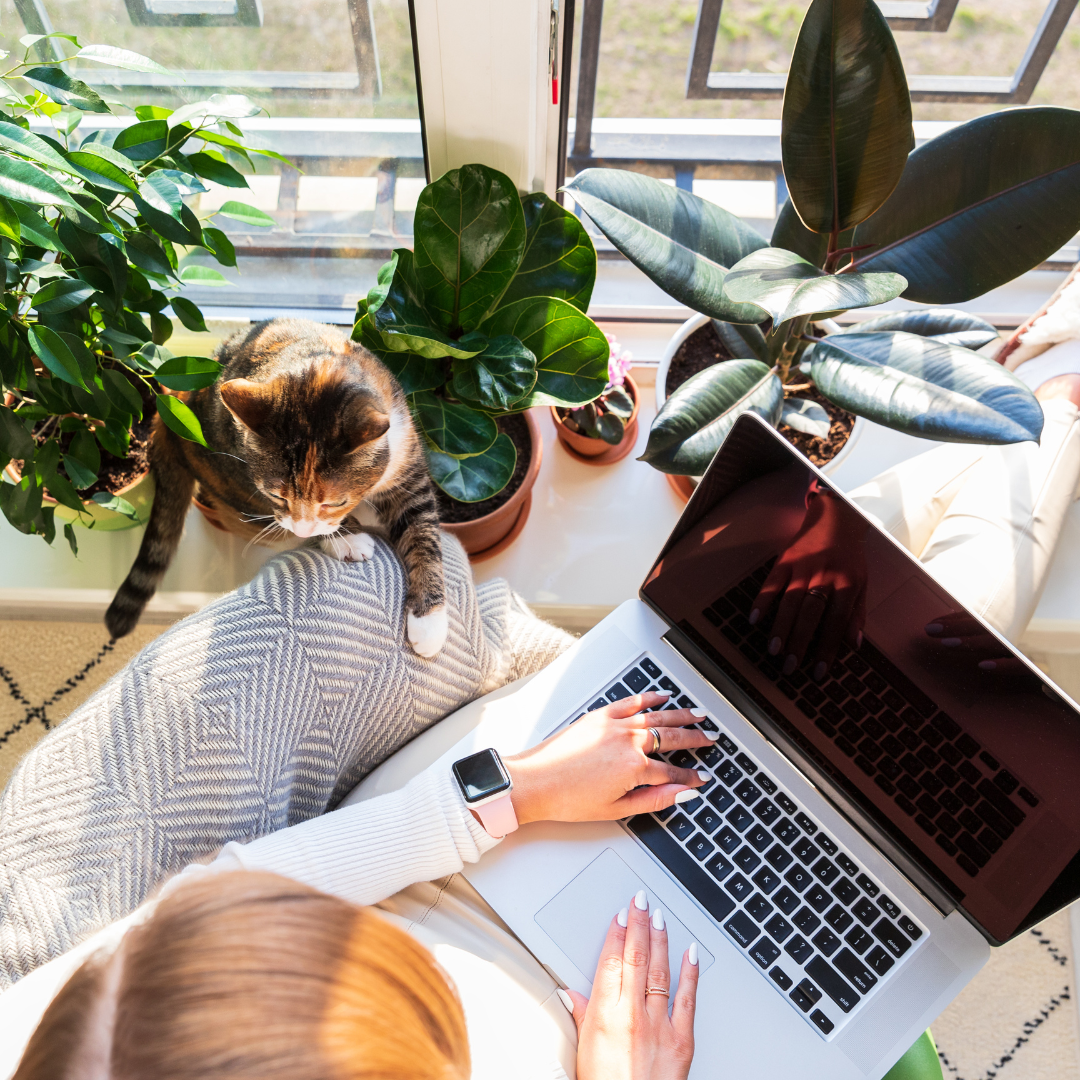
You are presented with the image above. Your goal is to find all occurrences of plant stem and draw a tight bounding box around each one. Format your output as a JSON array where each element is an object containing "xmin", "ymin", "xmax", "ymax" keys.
[{"xmin": 777, "ymin": 314, "xmax": 810, "ymax": 382}]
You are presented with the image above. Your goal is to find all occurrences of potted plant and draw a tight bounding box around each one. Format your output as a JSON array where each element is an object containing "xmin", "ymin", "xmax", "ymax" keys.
[
  {"xmin": 0, "ymin": 32, "xmax": 282, "ymax": 550},
  {"xmin": 551, "ymin": 331, "xmax": 639, "ymax": 463},
  {"xmin": 353, "ymin": 163, "xmax": 608, "ymax": 557},
  {"xmin": 563, "ymin": 0, "xmax": 1077, "ymax": 486}
]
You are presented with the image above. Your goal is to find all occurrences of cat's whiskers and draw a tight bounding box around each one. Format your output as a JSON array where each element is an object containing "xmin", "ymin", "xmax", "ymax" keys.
[{"xmin": 244, "ymin": 520, "xmax": 287, "ymax": 555}]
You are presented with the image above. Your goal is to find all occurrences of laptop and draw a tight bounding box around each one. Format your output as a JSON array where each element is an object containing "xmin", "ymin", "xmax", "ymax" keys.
[{"xmin": 360, "ymin": 412, "xmax": 1080, "ymax": 1079}]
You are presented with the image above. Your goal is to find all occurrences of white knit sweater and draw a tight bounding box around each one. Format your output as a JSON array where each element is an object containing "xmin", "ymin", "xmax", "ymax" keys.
[{"xmin": 0, "ymin": 766, "xmax": 577, "ymax": 1080}]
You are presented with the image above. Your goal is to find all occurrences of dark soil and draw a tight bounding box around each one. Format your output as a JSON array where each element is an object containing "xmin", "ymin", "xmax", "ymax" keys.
[
  {"xmin": 436, "ymin": 412, "xmax": 532, "ymax": 524},
  {"xmin": 664, "ymin": 321, "xmax": 855, "ymax": 467}
]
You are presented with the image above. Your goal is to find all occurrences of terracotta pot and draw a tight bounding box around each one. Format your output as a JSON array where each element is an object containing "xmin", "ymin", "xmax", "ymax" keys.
[
  {"xmin": 550, "ymin": 375, "xmax": 640, "ymax": 465},
  {"xmin": 440, "ymin": 409, "xmax": 543, "ymax": 562}
]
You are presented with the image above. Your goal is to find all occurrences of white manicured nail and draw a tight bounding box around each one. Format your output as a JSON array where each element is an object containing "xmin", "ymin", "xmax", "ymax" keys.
[
  {"xmin": 674, "ymin": 789, "xmax": 697, "ymax": 804},
  {"xmin": 697, "ymin": 770, "xmax": 710, "ymax": 782},
  {"xmin": 557, "ymin": 988, "xmax": 574, "ymax": 1013},
  {"xmin": 652, "ymin": 907, "xmax": 665, "ymax": 931},
  {"xmin": 635, "ymin": 889, "xmax": 648, "ymax": 911},
  {"xmin": 653, "ymin": 690, "xmax": 671, "ymax": 698},
  {"xmin": 691, "ymin": 708, "xmax": 708, "ymax": 717},
  {"xmin": 704, "ymin": 730, "xmax": 720, "ymax": 740},
  {"xmin": 617, "ymin": 907, "xmax": 629, "ymax": 927},
  {"xmin": 688, "ymin": 942, "xmax": 699, "ymax": 966}
]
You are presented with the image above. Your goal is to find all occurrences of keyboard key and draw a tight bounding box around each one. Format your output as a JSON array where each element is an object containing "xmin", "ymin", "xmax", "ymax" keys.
[
  {"xmin": 1018, "ymin": 786, "xmax": 1039, "ymax": 808},
  {"xmin": 718, "ymin": 761, "xmax": 743, "ymax": 786},
  {"xmin": 734, "ymin": 846, "xmax": 761, "ymax": 873},
  {"xmin": 956, "ymin": 831, "xmax": 990, "ymax": 868},
  {"xmin": 785, "ymin": 935, "xmax": 814, "ymax": 965},
  {"xmin": 677, "ymin": 695, "xmax": 697, "ymax": 710},
  {"xmin": 765, "ymin": 913, "xmax": 794, "ymax": 942},
  {"xmin": 812, "ymin": 858, "xmax": 840, "ymax": 886},
  {"xmin": 669, "ymin": 814, "xmax": 695, "ymax": 841},
  {"xmin": 806, "ymin": 956, "xmax": 861, "ymax": 1013},
  {"xmin": 766, "ymin": 844, "xmax": 794, "ymax": 871},
  {"xmin": 774, "ymin": 818, "xmax": 801, "ymax": 845},
  {"xmin": 774, "ymin": 886, "xmax": 801, "ymax": 915},
  {"xmin": 753, "ymin": 866, "xmax": 781, "ymax": 894},
  {"xmin": 853, "ymin": 897, "xmax": 880, "ymax": 926},
  {"xmin": 978, "ymin": 828, "xmax": 1002, "ymax": 854},
  {"xmin": 977, "ymin": 779, "xmax": 1026, "ymax": 828},
  {"xmin": 872, "ymin": 918, "xmax": 912, "ymax": 958},
  {"xmin": 670, "ymin": 750, "xmax": 698, "ymax": 770},
  {"xmin": 718, "ymin": 733, "xmax": 739, "ymax": 755},
  {"xmin": 640, "ymin": 657, "xmax": 662, "ymax": 679},
  {"xmin": 746, "ymin": 893, "xmax": 774, "ymax": 922},
  {"xmin": 812, "ymin": 927, "xmax": 841, "ymax": 956},
  {"xmin": 757, "ymin": 774, "xmax": 778, "ymax": 795},
  {"xmin": 735, "ymin": 778, "xmax": 763, "ymax": 806},
  {"xmin": 606, "ymin": 682, "xmax": 630, "ymax": 702},
  {"xmin": 754, "ymin": 799, "xmax": 781, "ymax": 826},
  {"xmin": 865, "ymin": 945, "xmax": 895, "ymax": 976},
  {"xmin": 784, "ymin": 865, "xmax": 813, "ymax": 892},
  {"xmin": 735, "ymin": 752, "xmax": 758, "ymax": 775},
  {"xmin": 810, "ymin": 1010, "xmax": 835, "ymax": 1035},
  {"xmin": 727, "ymin": 806, "xmax": 755, "ymax": 832},
  {"xmin": 795, "ymin": 977, "xmax": 823, "ymax": 1009},
  {"xmin": 694, "ymin": 806, "xmax": 724, "ymax": 835},
  {"xmin": 770, "ymin": 967, "xmax": 793, "ymax": 991},
  {"xmin": 725, "ymin": 873, "xmax": 753, "ymax": 902},
  {"xmin": 687, "ymin": 833, "xmax": 715, "ymax": 861},
  {"xmin": 957, "ymin": 853, "xmax": 980, "ymax": 877},
  {"xmin": 790, "ymin": 983, "xmax": 819, "ymax": 1012},
  {"xmin": 845, "ymin": 926, "xmax": 872, "ymax": 954},
  {"xmin": 878, "ymin": 896, "xmax": 901, "ymax": 920},
  {"xmin": 898, "ymin": 916, "xmax": 922, "ymax": 940},
  {"xmin": 793, "ymin": 907, "xmax": 821, "ymax": 934},
  {"xmin": 832, "ymin": 877, "xmax": 860, "ymax": 905},
  {"xmin": 795, "ymin": 812, "xmax": 818, "ymax": 835},
  {"xmin": 746, "ymin": 824, "xmax": 772, "ymax": 852},
  {"xmin": 707, "ymin": 787, "xmax": 735, "ymax": 814},
  {"xmin": 776, "ymin": 793, "xmax": 798, "ymax": 815},
  {"xmin": 724, "ymin": 909, "xmax": 761, "ymax": 947},
  {"xmin": 623, "ymin": 667, "xmax": 650, "ymax": 693},
  {"xmin": 825, "ymin": 905, "xmax": 854, "ymax": 934},
  {"xmin": 836, "ymin": 853, "xmax": 859, "ymax": 877},
  {"xmin": 698, "ymin": 745, "xmax": 723, "ymax": 769},
  {"xmin": 706, "ymin": 852, "xmax": 734, "ymax": 881},
  {"xmin": 716, "ymin": 826, "xmax": 741, "ymax": 853},
  {"xmin": 655, "ymin": 806, "xmax": 675, "ymax": 822},
  {"xmin": 659, "ymin": 676, "xmax": 680, "ymax": 695},
  {"xmin": 805, "ymin": 884, "xmax": 832, "ymax": 913},
  {"xmin": 817, "ymin": 835, "xmax": 839, "ymax": 857},
  {"xmin": 751, "ymin": 939, "xmax": 782, "ymax": 968},
  {"xmin": 793, "ymin": 837, "xmax": 821, "ymax": 865}
]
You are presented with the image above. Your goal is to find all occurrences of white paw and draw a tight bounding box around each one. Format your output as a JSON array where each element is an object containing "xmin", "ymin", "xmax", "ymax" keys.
[
  {"xmin": 407, "ymin": 606, "xmax": 448, "ymax": 658},
  {"xmin": 320, "ymin": 531, "xmax": 377, "ymax": 562}
]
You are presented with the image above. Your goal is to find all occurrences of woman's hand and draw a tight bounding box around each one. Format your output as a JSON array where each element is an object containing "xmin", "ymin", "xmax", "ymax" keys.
[
  {"xmin": 503, "ymin": 691, "xmax": 715, "ymax": 825},
  {"xmin": 565, "ymin": 892, "xmax": 699, "ymax": 1080}
]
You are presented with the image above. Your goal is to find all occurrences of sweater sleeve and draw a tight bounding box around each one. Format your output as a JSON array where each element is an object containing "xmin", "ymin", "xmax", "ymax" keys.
[{"xmin": 163, "ymin": 765, "xmax": 502, "ymax": 907}]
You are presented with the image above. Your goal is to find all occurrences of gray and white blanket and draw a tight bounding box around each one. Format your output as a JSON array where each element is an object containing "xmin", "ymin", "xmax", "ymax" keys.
[{"xmin": 0, "ymin": 534, "xmax": 573, "ymax": 989}]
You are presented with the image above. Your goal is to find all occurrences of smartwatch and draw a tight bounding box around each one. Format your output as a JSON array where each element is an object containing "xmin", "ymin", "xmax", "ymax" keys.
[{"xmin": 452, "ymin": 748, "xmax": 519, "ymax": 837}]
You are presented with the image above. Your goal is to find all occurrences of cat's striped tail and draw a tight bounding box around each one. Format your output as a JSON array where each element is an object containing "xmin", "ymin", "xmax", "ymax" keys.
[{"xmin": 105, "ymin": 422, "xmax": 195, "ymax": 639}]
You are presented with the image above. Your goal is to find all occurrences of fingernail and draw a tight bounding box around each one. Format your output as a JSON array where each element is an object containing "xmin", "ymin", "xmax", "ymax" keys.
[
  {"xmin": 704, "ymin": 729, "xmax": 720, "ymax": 740},
  {"xmin": 782, "ymin": 653, "xmax": 797, "ymax": 676},
  {"xmin": 813, "ymin": 661, "xmax": 827, "ymax": 682},
  {"xmin": 925, "ymin": 622, "xmax": 944, "ymax": 635},
  {"xmin": 691, "ymin": 708, "xmax": 708, "ymax": 717},
  {"xmin": 749, "ymin": 608, "xmax": 760, "ymax": 625},
  {"xmin": 696, "ymin": 769, "xmax": 710, "ymax": 783},
  {"xmin": 856, "ymin": 631, "xmax": 864, "ymax": 648},
  {"xmin": 634, "ymin": 889, "xmax": 648, "ymax": 911},
  {"xmin": 617, "ymin": 907, "xmax": 628, "ymax": 927},
  {"xmin": 653, "ymin": 690, "xmax": 671, "ymax": 698},
  {"xmin": 768, "ymin": 636, "xmax": 781, "ymax": 656},
  {"xmin": 688, "ymin": 942, "xmax": 699, "ymax": 966},
  {"xmin": 979, "ymin": 659, "xmax": 997, "ymax": 671},
  {"xmin": 674, "ymin": 789, "xmax": 697, "ymax": 804},
  {"xmin": 557, "ymin": 988, "xmax": 574, "ymax": 1012},
  {"xmin": 942, "ymin": 637, "xmax": 962, "ymax": 647},
  {"xmin": 652, "ymin": 907, "xmax": 665, "ymax": 931}
]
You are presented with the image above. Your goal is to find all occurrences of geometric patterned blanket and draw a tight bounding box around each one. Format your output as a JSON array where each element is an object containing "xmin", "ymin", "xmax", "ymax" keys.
[{"xmin": 0, "ymin": 533, "xmax": 574, "ymax": 988}]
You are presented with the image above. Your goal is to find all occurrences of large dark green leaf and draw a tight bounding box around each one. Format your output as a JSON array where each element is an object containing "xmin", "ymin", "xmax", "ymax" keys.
[
  {"xmin": 21, "ymin": 67, "xmax": 110, "ymax": 113},
  {"xmin": 782, "ymin": 0, "xmax": 912, "ymax": 234},
  {"xmin": 563, "ymin": 169, "xmax": 768, "ymax": 322},
  {"xmin": 451, "ymin": 334, "xmax": 537, "ymax": 409},
  {"xmin": 498, "ymin": 192, "xmax": 595, "ymax": 313},
  {"xmin": 0, "ymin": 156, "xmax": 80, "ymax": 210},
  {"xmin": 839, "ymin": 308, "xmax": 998, "ymax": 349},
  {"xmin": 412, "ymin": 391, "xmax": 498, "ymax": 456},
  {"xmin": 641, "ymin": 360, "xmax": 784, "ymax": 474},
  {"xmin": 113, "ymin": 120, "xmax": 169, "ymax": 162},
  {"xmin": 0, "ymin": 405, "xmax": 34, "ymax": 465},
  {"xmin": 854, "ymin": 108, "xmax": 1080, "ymax": 303},
  {"xmin": 126, "ymin": 232, "xmax": 173, "ymax": 278},
  {"xmin": 28, "ymin": 325, "xmax": 86, "ymax": 388},
  {"xmin": 13, "ymin": 203, "xmax": 67, "ymax": 253},
  {"xmin": 480, "ymin": 296, "xmax": 608, "ymax": 408},
  {"xmin": 427, "ymin": 432, "xmax": 516, "ymax": 502},
  {"xmin": 0, "ymin": 122, "xmax": 81, "ymax": 178},
  {"xmin": 154, "ymin": 356, "xmax": 222, "ymax": 391},
  {"xmin": 723, "ymin": 248, "xmax": 906, "ymax": 324},
  {"xmin": 138, "ymin": 172, "xmax": 183, "ymax": 220},
  {"xmin": 171, "ymin": 296, "xmax": 208, "ymax": 332},
  {"xmin": 412, "ymin": 164, "xmax": 526, "ymax": 334},
  {"xmin": 781, "ymin": 397, "xmax": 831, "ymax": 437},
  {"xmin": 185, "ymin": 151, "xmax": 248, "ymax": 188},
  {"xmin": 771, "ymin": 199, "xmax": 855, "ymax": 268},
  {"xmin": 32, "ymin": 277, "xmax": 96, "ymax": 314},
  {"xmin": 67, "ymin": 150, "xmax": 138, "ymax": 193},
  {"xmin": 810, "ymin": 331, "xmax": 1042, "ymax": 443},
  {"xmin": 352, "ymin": 313, "xmax": 443, "ymax": 395},
  {"xmin": 711, "ymin": 319, "xmax": 768, "ymax": 361},
  {"xmin": 156, "ymin": 393, "xmax": 208, "ymax": 446}
]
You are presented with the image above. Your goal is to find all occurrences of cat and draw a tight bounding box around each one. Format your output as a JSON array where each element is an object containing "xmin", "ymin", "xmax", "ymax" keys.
[{"xmin": 105, "ymin": 318, "xmax": 448, "ymax": 657}]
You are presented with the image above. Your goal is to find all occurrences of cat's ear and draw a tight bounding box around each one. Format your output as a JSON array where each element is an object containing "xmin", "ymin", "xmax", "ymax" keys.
[
  {"xmin": 344, "ymin": 404, "xmax": 390, "ymax": 453},
  {"xmin": 220, "ymin": 378, "xmax": 275, "ymax": 434}
]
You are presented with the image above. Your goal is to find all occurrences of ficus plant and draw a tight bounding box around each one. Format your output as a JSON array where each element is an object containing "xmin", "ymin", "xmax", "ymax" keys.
[
  {"xmin": 563, "ymin": 0, "xmax": 1079, "ymax": 476},
  {"xmin": 353, "ymin": 162, "xmax": 609, "ymax": 502},
  {"xmin": 0, "ymin": 31, "xmax": 283, "ymax": 549}
]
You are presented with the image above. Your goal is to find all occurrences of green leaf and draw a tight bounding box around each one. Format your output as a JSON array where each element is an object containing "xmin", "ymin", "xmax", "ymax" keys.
[
  {"xmin": 366, "ymin": 253, "xmax": 397, "ymax": 316},
  {"xmin": 28, "ymin": 324, "xmax": 86, "ymax": 387},
  {"xmin": 45, "ymin": 467, "xmax": 88, "ymax": 515},
  {"xmin": 781, "ymin": 397, "xmax": 832, "ymax": 438},
  {"xmin": 711, "ymin": 318, "xmax": 768, "ymax": 361},
  {"xmin": 0, "ymin": 155, "xmax": 80, "ymax": 209},
  {"xmin": 723, "ymin": 248, "xmax": 906, "ymax": 324},
  {"xmin": 185, "ymin": 151, "xmax": 248, "ymax": 188},
  {"xmin": 451, "ymin": 334, "xmax": 537, "ymax": 409},
  {"xmin": 126, "ymin": 231, "xmax": 173, "ymax": 278},
  {"xmin": 62, "ymin": 521, "xmax": 77, "ymax": 554},
  {"xmin": 90, "ymin": 490, "xmax": 139, "ymax": 520},
  {"xmin": 641, "ymin": 360, "xmax": 784, "ymax": 474},
  {"xmin": 95, "ymin": 417, "xmax": 129, "ymax": 458},
  {"xmin": 132, "ymin": 195, "xmax": 199, "ymax": 245},
  {"xmin": 771, "ymin": 199, "xmax": 854, "ymax": 269},
  {"xmin": 498, "ymin": 191, "xmax": 596, "ymax": 313},
  {"xmin": 75, "ymin": 44, "xmax": 171, "ymax": 75},
  {"xmin": 214, "ymin": 200, "xmax": 275, "ymax": 227},
  {"xmin": 68, "ymin": 425, "xmax": 100, "ymax": 472},
  {"xmin": 854, "ymin": 108, "xmax": 1080, "ymax": 303},
  {"xmin": 0, "ymin": 120, "xmax": 80, "ymax": 176},
  {"xmin": 563, "ymin": 168, "xmax": 768, "ymax": 323},
  {"xmin": 138, "ymin": 172, "xmax": 183, "ymax": 219},
  {"xmin": 839, "ymin": 308, "xmax": 998, "ymax": 350},
  {"xmin": 412, "ymin": 391, "xmax": 498, "ymax": 456},
  {"xmin": 32, "ymin": 276, "xmax": 96, "ymax": 313},
  {"xmin": 604, "ymin": 385, "xmax": 635, "ymax": 419},
  {"xmin": 782, "ymin": 0, "xmax": 912, "ymax": 234},
  {"xmin": 156, "ymin": 393, "xmax": 208, "ymax": 446},
  {"xmin": 412, "ymin": 163, "xmax": 527, "ymax": 334},
  {"xmin": 480, "ymin": 296, "xmax": 609, "ymax": 408},
  {"xmin": 178, "ymin": 264, "xmax": 232, "ymax": 286},
  {"xmin": 352, "ymin": 313, "xmax": 443, "ymax": 395},
  {"xmin": 62, "ymin": 452, "xmax": 97, "ymax": 490},
  {"xmin": 427, "ymin": 431, "xmax": 516, "ymax": 502},
  {"xmin": 113, "ymin": 119, "xmax": 168, "ymax": 161},
  {"xmin": 810, "ymin": 331, "xmax": 1043, "ymax": 443},
  {"xmin": 0, "ymin": 471, "xmax": 43, "ymax": 526},
  {"xmin": 596, "ymin": 411, "xmax": 625, "ymax": 445},
  {"xmin": 0, "ymin": 404, "xmax": 34, "ymax": 464},
  {"xmin": 170, "ymin": 295, "xmax": 208, "ymax": 332},
  {"xmin": 201, "ymin": 226, "xmax": 236, "ymax": 267},
  {"xmin": 882, "ymin": 1031, "xmax": 942, "ymax": 1080},
  {"xmin": 153, "ymin": 168, "xmax": 207, "ymax": 196},
  {"xmin": 59, "ymin": 333, "xmax": 99, "ymax": 388},
  {"xmin": 0, "ymin": 196, "xmax": 20, "ymax": 243},
  {"xmin": 99, "ymin": 368, "xmax": 144, "ymax": 418},
  {"xmin": 66, "ymin": 150, "xmax": 138, "ymax": 194},
  {"xmin": 72, "ymin": 141, "xmax": 142, "ymax": 175},
  {"xmin": 12, "ymin": 203, "xmax": 67, "ymax": 253},
  {"xmin": 154, "ymin": 355, "xmax": 222, "ymax": 391},
  {"xmin": 21, "ymin": 67, "xmax": 110, "ymax": 113}
]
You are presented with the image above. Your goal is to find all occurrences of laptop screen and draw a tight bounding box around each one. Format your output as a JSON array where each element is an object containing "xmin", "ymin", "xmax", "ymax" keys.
[{"xmin": 641, "ymin": 414, "xmax": 1080, "ymax": 944}]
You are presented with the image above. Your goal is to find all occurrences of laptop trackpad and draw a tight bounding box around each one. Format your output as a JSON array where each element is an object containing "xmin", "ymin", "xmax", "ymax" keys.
[{"xmin": 535, "ymin": 848, "xmax": 715, "ymax": 988}]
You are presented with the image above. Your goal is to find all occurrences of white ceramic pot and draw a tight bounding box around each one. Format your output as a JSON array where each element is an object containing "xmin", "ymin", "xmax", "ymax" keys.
[{"xmin": 655, "ymin": 313, "xmax": 865, "ymax": 490}]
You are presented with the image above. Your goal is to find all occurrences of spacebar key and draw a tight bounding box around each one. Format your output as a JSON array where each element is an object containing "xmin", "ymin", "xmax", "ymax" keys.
[{"xmin": 627, "ymin": 815, "xmax": 736, "ymax": 924}]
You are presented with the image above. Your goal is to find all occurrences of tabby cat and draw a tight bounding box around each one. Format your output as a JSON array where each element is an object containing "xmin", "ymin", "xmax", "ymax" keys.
[{"xmin": 105, "ymin": 318, "xmax": 448, "ymax": 657}]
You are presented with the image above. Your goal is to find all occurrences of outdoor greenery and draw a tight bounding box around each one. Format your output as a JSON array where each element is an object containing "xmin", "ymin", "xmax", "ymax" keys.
[
  {"xmin": 565, "ymin": 0, "xmax": 1079, "ymax": 476},
  {"xmin": 0, "ymin": 30, "xmax": 283, "ymax": 548},
  {"xmin": 353, "ymin": 163, "xmax": 609, "ymax": 502}
]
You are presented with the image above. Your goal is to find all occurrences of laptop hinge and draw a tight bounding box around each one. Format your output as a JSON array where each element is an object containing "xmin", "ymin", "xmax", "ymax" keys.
[{"xmin": 660, "ymin": 626, "xmax": 957, "ymax": 920}]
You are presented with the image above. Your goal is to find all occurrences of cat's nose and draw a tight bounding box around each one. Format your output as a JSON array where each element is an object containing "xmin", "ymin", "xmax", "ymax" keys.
[{"xmin": 291, "ymin": 519, "xmax": 317, "ymax": 538}]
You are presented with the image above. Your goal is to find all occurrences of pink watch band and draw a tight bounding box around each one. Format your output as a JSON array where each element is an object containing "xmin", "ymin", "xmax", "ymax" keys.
[{"xmin": 475, "ymin": 792, "xmax": 519, "ymax": 837}]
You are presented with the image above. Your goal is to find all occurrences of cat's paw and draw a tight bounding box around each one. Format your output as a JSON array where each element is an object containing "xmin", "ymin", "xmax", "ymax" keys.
[
  {"xmin": 407, "ymin": 606, "xmax": 448, "ymax": 658},
  {"xmin": 321, "ymin": 531, "xmax": 377, "ymax": 562}
]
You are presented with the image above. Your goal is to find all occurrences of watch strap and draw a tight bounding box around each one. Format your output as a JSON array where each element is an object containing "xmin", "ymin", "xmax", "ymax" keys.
[{"xmin": 474, "ymin": 792, "xmax": 519, "ymax": 837}]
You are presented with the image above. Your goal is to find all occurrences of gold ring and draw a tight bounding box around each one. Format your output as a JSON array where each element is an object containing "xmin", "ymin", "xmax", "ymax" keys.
[
  {"xmin": 648, "ymin": 727, "xmax": 662, "ymax": 754},
  {"xmin": 645, "ymin": 986, "xmax": 670, "ymax": 996},
  {"xmin": 807, "ymin": 586, "xmax": 830, "ymax": 600}
]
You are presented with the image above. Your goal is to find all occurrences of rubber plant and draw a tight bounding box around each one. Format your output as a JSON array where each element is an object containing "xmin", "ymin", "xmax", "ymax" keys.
[
  {"xmin": 353, "ymin": 163, "xmax": 609, "ymax": 502},
  {"xmin": 561, "ymin": 0, "xmax": 1077, "ymax": 476},
  {"xmin": 0, "ymin": 31, "xmax": 284, "ymax": 549}
]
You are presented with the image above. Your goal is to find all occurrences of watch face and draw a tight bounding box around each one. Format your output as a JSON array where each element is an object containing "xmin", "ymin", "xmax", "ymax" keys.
[{"xmin": 453, "ymin": 749, "xmax": 511, "ymax": 803}]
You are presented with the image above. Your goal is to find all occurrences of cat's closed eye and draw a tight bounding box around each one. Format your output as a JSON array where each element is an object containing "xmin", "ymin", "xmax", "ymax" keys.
[{"xmin": 323, "ymin": 498, "xmax": 349, "ymax": 508}]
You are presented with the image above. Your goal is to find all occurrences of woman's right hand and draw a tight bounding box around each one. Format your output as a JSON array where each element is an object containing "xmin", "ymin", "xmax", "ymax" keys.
[{"xmin": 566, "ymin": 891, "xmax": 699, "ymax": 1080}]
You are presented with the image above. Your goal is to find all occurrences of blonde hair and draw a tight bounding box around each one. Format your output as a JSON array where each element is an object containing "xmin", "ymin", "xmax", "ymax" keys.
[{"xmin": 15, "ymin": 871, "xmax": 470, "ymax": 1080}]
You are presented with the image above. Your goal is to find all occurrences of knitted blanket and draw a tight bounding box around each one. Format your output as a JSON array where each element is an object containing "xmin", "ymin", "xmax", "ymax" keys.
[{"xmin": 0, "ymin": 534, "xmax": 574, "ymax": 989}]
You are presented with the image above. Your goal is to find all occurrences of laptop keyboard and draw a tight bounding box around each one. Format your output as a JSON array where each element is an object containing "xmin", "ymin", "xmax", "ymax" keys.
[
  {"xmin": 703, "ymin": 562, "xmax": 1040, "ymax": 883},
  {"xmin": 569, "ymin": 655, "xmax": 925, "ymax": 1040}
]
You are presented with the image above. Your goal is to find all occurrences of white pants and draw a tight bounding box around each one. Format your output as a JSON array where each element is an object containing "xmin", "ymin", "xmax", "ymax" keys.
[{"xmin": 848, "ymin": 399, "xmax": 1080, "ymax": 644}]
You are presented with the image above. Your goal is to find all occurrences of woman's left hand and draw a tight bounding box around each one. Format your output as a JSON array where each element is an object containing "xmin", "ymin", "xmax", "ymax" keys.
[{"xmin": 503, "ymin": 691, "xmax": 716, "ymax": 825}]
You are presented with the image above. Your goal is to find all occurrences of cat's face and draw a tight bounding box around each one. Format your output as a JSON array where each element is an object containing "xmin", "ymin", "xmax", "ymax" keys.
[{"xmin": 219, "ymin": 365, "xmax": 396, "ymax": 539}]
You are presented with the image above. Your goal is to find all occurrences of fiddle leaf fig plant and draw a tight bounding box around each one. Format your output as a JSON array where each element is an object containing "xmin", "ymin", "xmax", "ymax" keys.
[
  {"xmin": 563, "ymin": 0, "xmax": 1068, "ymax": 476},
  {"xmin": 354, "ymin": 163, "xmax": 609, "ymax": 502}
]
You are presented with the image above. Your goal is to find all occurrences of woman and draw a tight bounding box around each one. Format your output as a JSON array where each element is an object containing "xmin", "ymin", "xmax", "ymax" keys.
[{"xmin": 3, "ymin": 691, "xmax": 708, "ymax": 1080}]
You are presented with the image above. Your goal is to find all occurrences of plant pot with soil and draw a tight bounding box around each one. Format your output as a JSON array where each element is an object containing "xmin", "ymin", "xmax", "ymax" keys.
[{"xmin": 353, "ymin": 163, "xmax": 608, "ymax": 559}]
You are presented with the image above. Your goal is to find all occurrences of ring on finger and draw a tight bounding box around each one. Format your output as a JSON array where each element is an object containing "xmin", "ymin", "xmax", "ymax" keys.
[
  {"xmin": 645, "ymin": 986, "xmax": 670, "ymax": 996},
  {"xmin": 807, "ymin": 586, "xmax": 830, "ymax": 600},
  {"xmin": 647, "ymin": 726, "xmax": 662, "ymax": 755}
]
